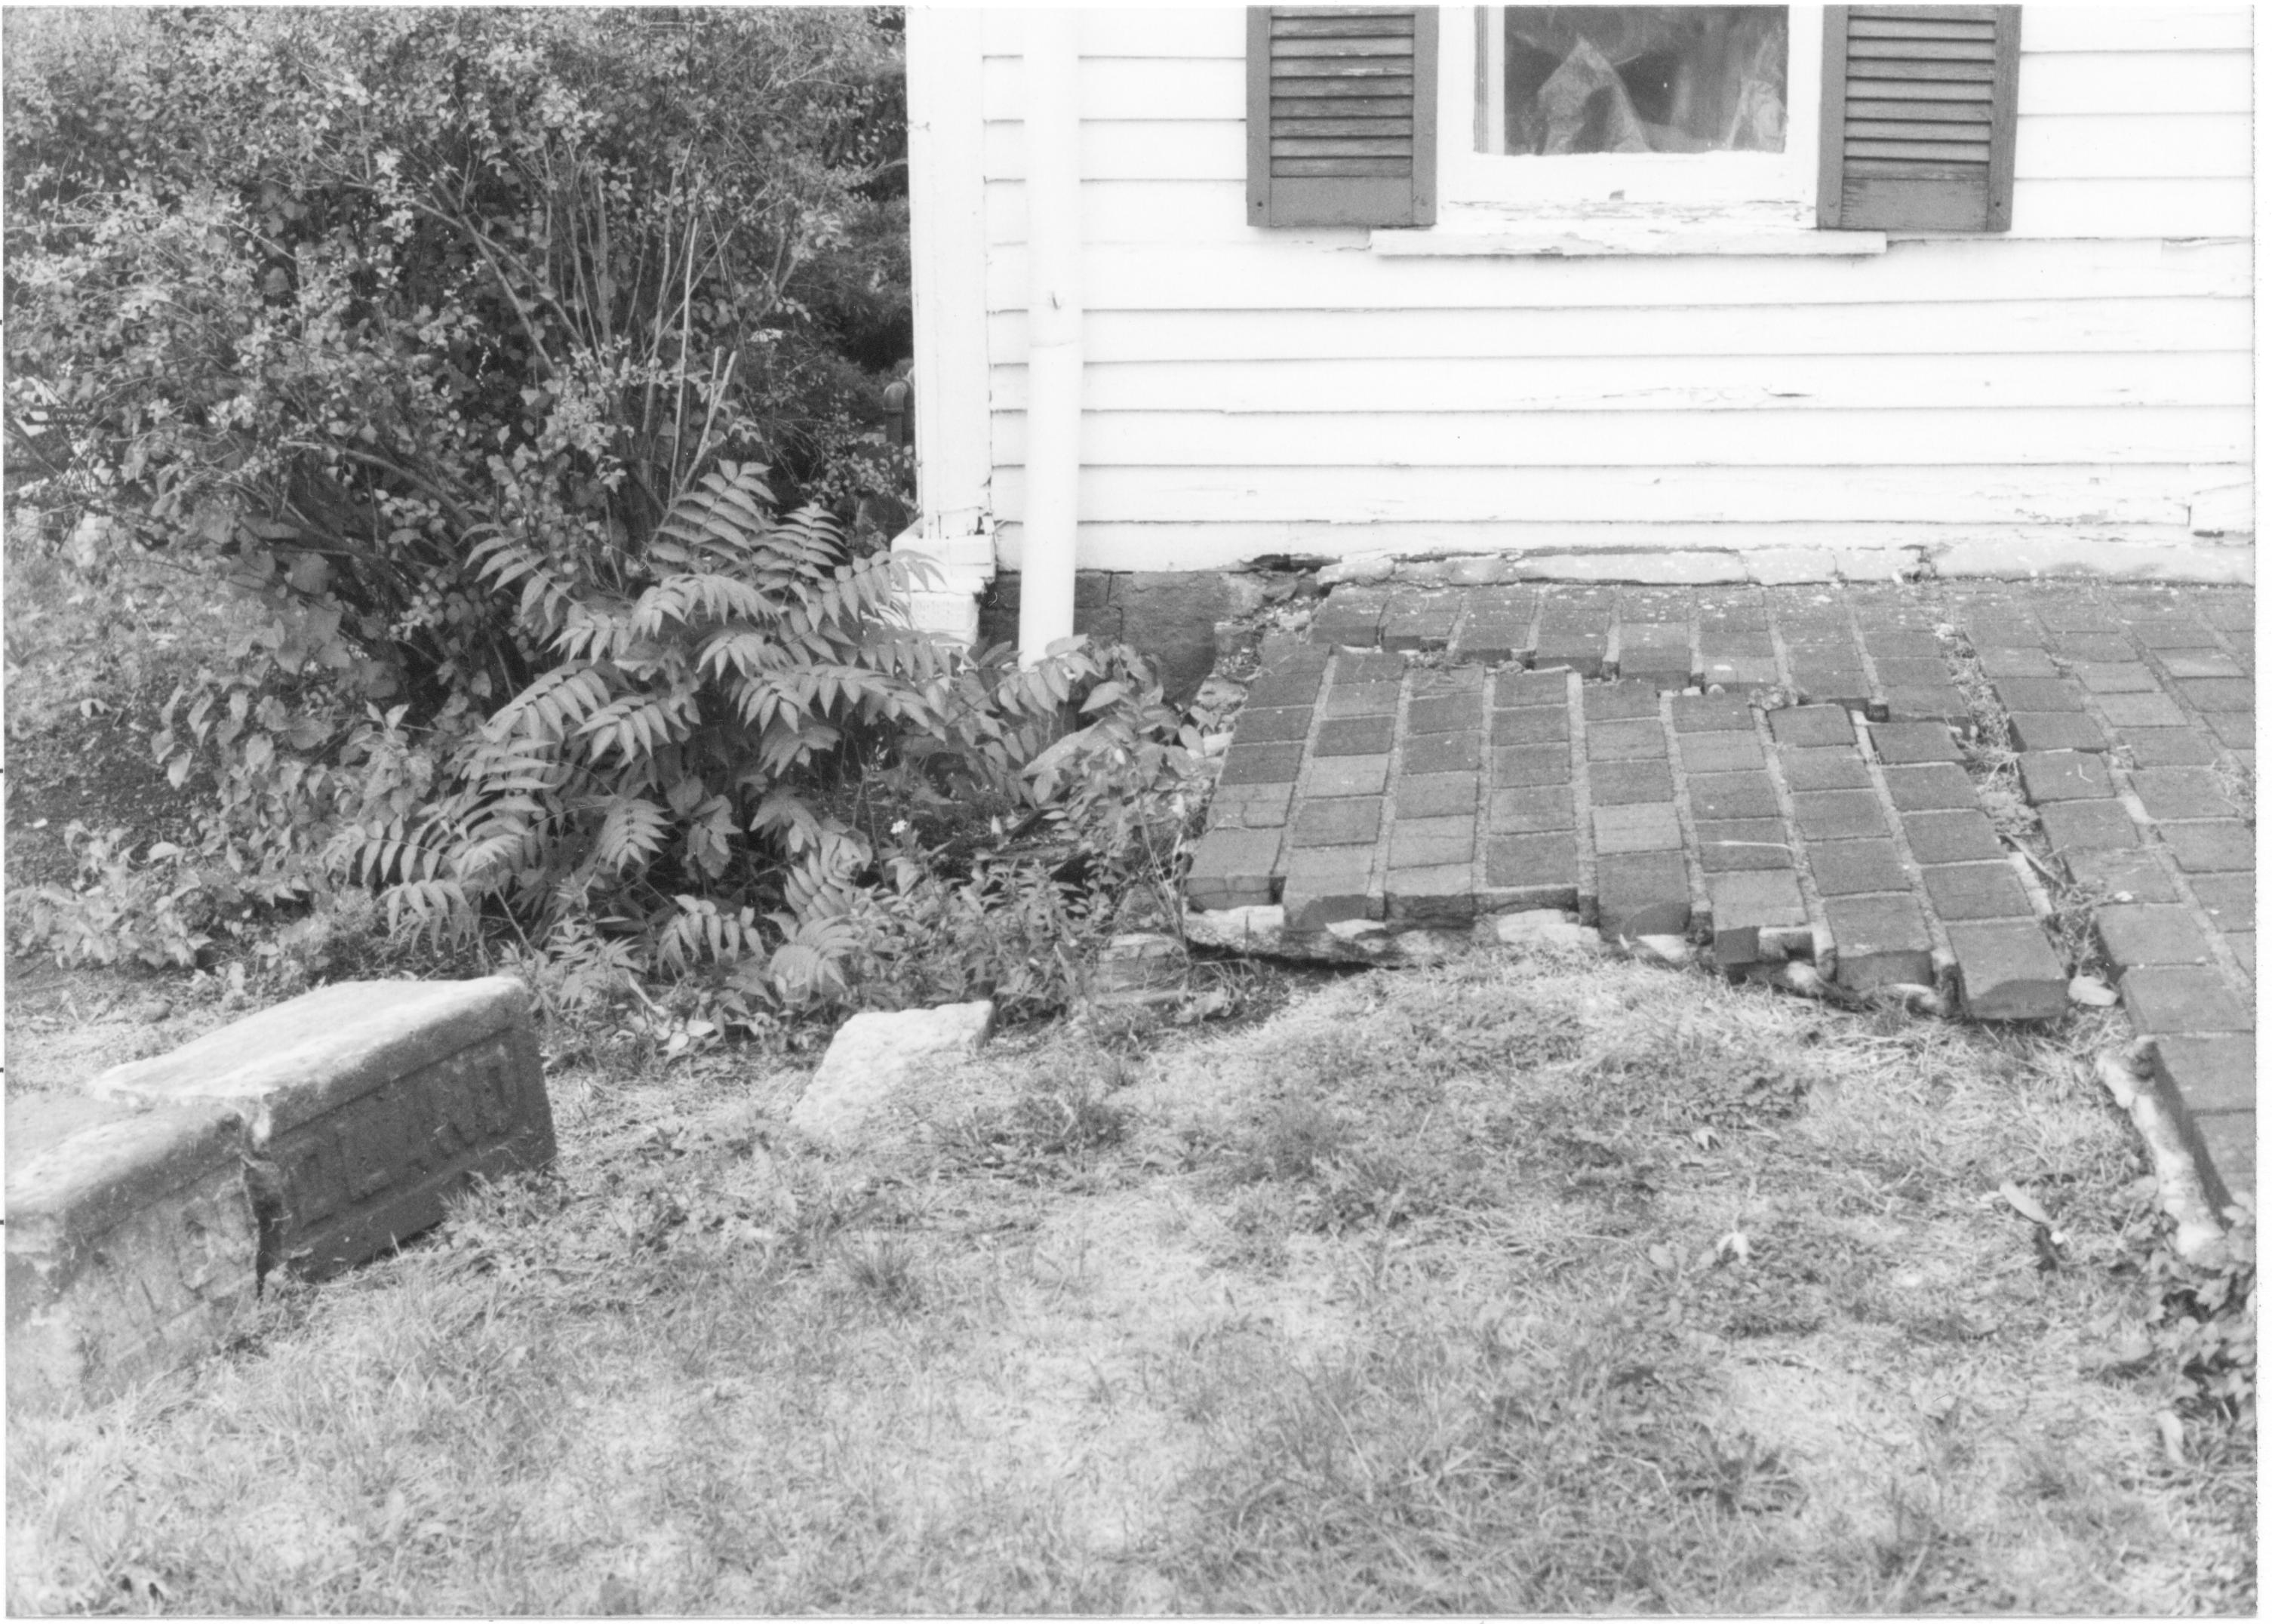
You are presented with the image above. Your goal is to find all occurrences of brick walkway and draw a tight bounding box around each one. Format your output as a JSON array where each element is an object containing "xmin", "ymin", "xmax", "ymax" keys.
[{"xmin": 1188, "ymin": 579, "xmax": 2255, "ymax": 1202}]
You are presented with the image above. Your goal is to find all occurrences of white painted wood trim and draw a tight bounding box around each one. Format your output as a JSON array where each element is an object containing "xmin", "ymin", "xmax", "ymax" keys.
[
  {"xmin": 1371, "ymin": 205, "xmax": 1883, "ymax": 257},
  {"xmin": 905, "ymin": 8, "xmax": 994, "ymax": 546}
]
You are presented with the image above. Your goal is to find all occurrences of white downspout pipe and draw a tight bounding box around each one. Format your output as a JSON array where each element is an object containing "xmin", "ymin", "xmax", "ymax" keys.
[{"xmin": 1017, "ymin": 8, "xmax": 1082, "ymax": 665}]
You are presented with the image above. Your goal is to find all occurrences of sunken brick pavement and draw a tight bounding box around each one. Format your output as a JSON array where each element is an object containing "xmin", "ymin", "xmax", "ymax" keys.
[{"xmin": 1188, "ymin": 579, "xmax": 2255, "ymax": 1204}]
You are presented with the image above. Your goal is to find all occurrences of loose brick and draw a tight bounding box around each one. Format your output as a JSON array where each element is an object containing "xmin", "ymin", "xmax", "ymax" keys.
[
  {"xmin": 2191, "ymin": 1113, "xmax": 2255, "ymax": 1207},
  {"xmin": 1488, "ymin": 785, "xmax": 1575, "ymax": 833},
  {"xmin": 1807, "ymin": 838, "xmax": 1907, "ymax": 897},
  {"xmin": 1705, "ymin": 868, "xmax": 1807, "ymax": 964},
  {"xmin": 1305, "ymin": 753, "xmax": 1391, "ymax": 798},
  {"xmin": 1583, "ymin": 682, "xmax": 1660, "ymax": 721},
  {"xmin": 2017, "ymin": 750, "xmax": 2112, "ymax": 802},
  {"xmin": 1789, "ymin": 665, "xmax": 1872, "ymax": 707},
  {"xmin": 2097, "ymin": 692, "xmax": 2190, "ymax": 730},
  {"xmin": 2151, "ymin": 1035, "xmax": 2255, "ymax": 1117},
  {"xmin": 2121, "ymin": 965, "xmax": 2250, "ymax": 1034},
  {"xmin": 1687, "ymin": 771, "xmax": 1779, "ymax": 820},
  {"xmin": 1693, "ymin": 819, "xmax": 1792, "ymax": 871},
  {"xmin": 1219, "ymin": 742, "xmax": 1305, "ymax": 786},
  {"xmin": 2187, "ymin": 872, "xmax": 2255, "ymax": 927},
  {"xmin": 1991, "ymin": 677, "xmax": 2085, "ymax": 713},
  {"xmin": 1825, "ymin": 894, "xmax": 1934, "ymax": 989},
  {"xmin": 1495, "ymin": 669, "xmax": 1569, "ymax": 706},
  {"xmin": 1678, "ymin": 731, "xmax": 1767, "ymax": 775},
  {"xmin": 2037, "ymin": 799, "xmax": 2139, "ymax": 854},
  {"xmin": 1385, "ymin": 864, "xmax": 1477, "ymax": 924},
  {"xmin": 1245, "ymin": 658, "xmax": 1330, "ymax": 711},
  {"xmin": 1453, "ymin": 619, "xmax": 1530, "ymax": 664},
  {"xmin": 1902, "ymin": 810, "xmax": 2003, "ymax": 865},
  {"xmin": 1947, "ymin": 934, "xmax": 2067, "ymax": 1031},
  {"xmin": 1597, "ymin": 850, "xmax": 1691, "ymax": 938},
  {"xmin": 1292, "ymin": 798, "xmax": 1381, "ymax": 848},
  {"xmin": 1315, "ymin": 715, "xmax": 1395, "ymax": 756},
  {"xmin": 1874, "ymin": 657, "xmax": 1950, "ymax": 689},
  {"xmin": 2007, "ymin": 712, "xmax": 2108, "ymax": 753},
  {"xmin": 1411, "ymin": 663, "xmax": 1486, "ymax": 696},
  {"xmin": 1341, "ymin": 651, "xmax": 1406, "ymax": 683},
  {"xmin": 1408, "ymin": 691, "xmax": 1484, "ymax": 734},
  {"xmin": 1770, "ymin": 706, "xmax": 1854, "ymax": 747},
  {"xmin": 2176, "ymin": 678, "xmax": 2253, "ymax": 712},
  {"xmin": 1923, "ymin": 862, "xmax": 2034, "ymax": 921},
  {"xmin": 1232, "ymin": 706, "xmax": 1314, "ymax": 745},
  {"xmin": 2065, "ymin": 848, "xmax": 2180, "ymax": 902},
  {"xmin": 2129, "ymin": 767, "xmax": 2238, "ymax": 821},
  {"xmin": 1282, "ymin": 847, "xmax": 1378, "ymax": 931},
  {"xmin": 1880, "ymin": 763, "xmax": 1976, "ymax": 811},
  {"xmin": 1394, "ymin": 772, "xmax": 1480, "ymax": 820},
  {"xmin": 1880, "ymin": 686, "xmax": 1970, "ymax": 725},
  {"xmin": 1390, "ymin": 815, "xmax": 1476, "ymax": 869},
  {"xmin": 2097, "ymin": 904, "xmax": 2214, "ymax": 969},
  {"xmin": 1325, "ymin": 680, "xmax": 1403, "ymax": 718},
  {"xmin": 1588, "ymin": 760, "xmax": 1675, "ymax": 804},
  {"xmin": 1310, "ymin": 592, "xmax": 1385, "ymax": 647},
  {"xmin": 1207, "ymin": 782, "xmax": 1295, "ymax": 831},
  {"xmin": 1792, "ymin": 789, "xmax": 1888, "ymax": 841},
  {"xmin": 1186, "ymin": 828, "xmax": 1285, "ymax": 909},
  {"xmin": 1780, "ymin": 749, "xmax": 1871, "ymax": 791},
  {"xmin": 88, "ymin": 980, "xmax": 555, "ymax": 1284},
  {"xmin": 2071, "ymin": 661, "xmax": 2159, "ymax": 693},
  {"xmin": 1594, "ymin": 802, "xmax": 1683, "ymax": 854},
  {"xmin": 1491, "ymin": 706, "xmax": 1569, "ymax": 746},
  {"xmin": 1493, "ymin": 745, "xmax": 1573, "ymax": 788},
  {"xmin": 1671, "ymin": 694, "xmax": 1753, "ymax": 733},
  {"xmin": 1379, "ymin": 589, "xmax": 1459, "ymax": 651},
  {"xmin": 1482, "ymin": 832, "xmax": 1579, "ymax": 909},
  {"xmin": 2161, "ymin": 820, "xmax": 2254, "ymax": 873},
  {"xmin": 2120, "ymin": 727, "xmax": 2218, "ymax": 766},
  {"xmin": 1533, "ymin": 640, "xmax": 1606, "ymax": 678},
  {"xmin": 1868, "ymin": 722, "xmax": 1963, "ymax": 765}
]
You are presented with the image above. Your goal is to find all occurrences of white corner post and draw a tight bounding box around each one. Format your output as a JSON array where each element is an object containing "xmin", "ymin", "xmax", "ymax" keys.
[
  {"xmin": 1015, "ymin": 8, "xmax": 1084, "ymax": 665},
  {"xmin": 896, "ymin": 7, "xmax": 996, "ymax": 646}
]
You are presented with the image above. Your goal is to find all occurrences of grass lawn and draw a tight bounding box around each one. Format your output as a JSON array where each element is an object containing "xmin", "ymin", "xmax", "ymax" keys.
[{"xmin": 6, "ymin": 948, "xmax": 2254, "ymax": 1613}]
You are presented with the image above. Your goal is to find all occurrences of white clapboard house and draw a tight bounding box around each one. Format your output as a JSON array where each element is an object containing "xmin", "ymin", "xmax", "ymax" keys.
[{"xmin": 896, "ymin": 6, "xmax": 2252, "ymax": 657}]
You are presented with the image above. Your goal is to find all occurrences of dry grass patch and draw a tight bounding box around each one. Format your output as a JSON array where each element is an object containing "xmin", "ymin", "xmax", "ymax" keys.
[{"xmin": 7, "ymin": 952, "xmax": 2254, "ymax": 1613}]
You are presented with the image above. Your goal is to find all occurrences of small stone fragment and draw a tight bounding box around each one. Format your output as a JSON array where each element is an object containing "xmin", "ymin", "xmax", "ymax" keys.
[
  {"xmin": 2068, "ymin": 975, "xmax": 2120, "ymax": 1007},
  {"xmin": 792, "ymin": 1001, "xmax": 995, "ymax": 1149}
]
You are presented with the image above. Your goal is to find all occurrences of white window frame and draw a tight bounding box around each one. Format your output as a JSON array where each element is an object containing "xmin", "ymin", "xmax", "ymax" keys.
[{"xmin": 1440, "ymin": 4, "xmax": 1824, "ymax": 212}]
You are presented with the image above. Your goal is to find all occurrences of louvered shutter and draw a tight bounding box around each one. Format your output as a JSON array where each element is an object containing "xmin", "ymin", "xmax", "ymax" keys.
[
  {"xmin": 1819, "ymin": 6, "xmax": 2021, "ymax": 231},
  {"xmin": 1247, "ymin": 7, "xmax": 1438, "ymax": 228}
]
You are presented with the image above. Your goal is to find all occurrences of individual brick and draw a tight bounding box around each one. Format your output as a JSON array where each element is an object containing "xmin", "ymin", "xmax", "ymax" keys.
[
  {"xmin": 2035, "ymin": 600, "xmax": 2117, "ymax": 632},
  {"xmin": 1590, "ymin": 718, "xmax": 1681, "ymax": 763},
  {"xmin": 2203, "ymin": 711, "xmax": 2255, "ymax": 749},
  {"xmin": 1977, "ymin": 647, "xmax": 2059, "ymax": 678},
  {"xmin": 1389, "ymin": 815, "xmax": 1475, "ymax": 870},
  {"xmin": 2052, "ymin": 633, "xmax": 2134, "ymax": 663},
  {"xmin": 1687, "ymin": 771, "xmax": 1779, "ymax": 821},
  {"xmin": 2065, "ymin": 848, "xmax": 2180, "ymax": 902},
  {"xmin": 1902, "ymin": 810, "xmax": 2003, "ymax": 865},
  {"xmin": 2071, "ymin": 662, "xmax": 2159, "ymax": 693},
  {"xmin": 1779, "ymin": 749, "xmax": 1871, "ymax": 792},
  {"xmin": 2185, "ymin": 872, "xmax": 2254, "ymax": 927},
  {"xmin": 1991, "ymin": 678, "xmax": 2085, "ymax": 713},
  {"xmin": 1825, "ymin": 894, "xmax": 1934, "ymax": 989},
  {"xmin": 1677, "ymin": 732, "xmax": 1766, "ymax": 774},
  {"xmin": 1244, "ymin": 656, "xmax": 1330, "ymax": 711},
  {"xmin": 1967, "ymin": 620, "xmax": 2048, "ymax": 649},
  {"xmin": 1791, "ymin": 789, "xmax": 1888, "ymax": 841},
  {"xmin": 1407, "ymin": 691, "xmax": 1484, "ymax": 734},
  {"xmin": 1922, "ymin": 861, "xmax": 2034, "ymax": 921},
  {"xmin": 1789, "ymin": 665, "xmax": 1872, "ymax": 707},
  {"xmin": 2017, "ymin": 750, "xmax": 2112, "ymax": 802},
  {"xmin": 2175, "ymin": 678, "xmax": 2253, "ymax": 712},
  {"xmin": 2161, "ymin": 821, "xmax": 2254, "ymax": 873},
  {"xmin": 1282, "ymin": 847, "xmax": 1378, "ymax": 930},
  {"xmin": 1867, "ymin": 630, "xmax": 1942, "ymax": 660},
  {"xmin": 1394, "ymin": 773, "xmax": 1480, "ymax": 820},
  {"xmin": 1880, "ymin": 687, "xmax": 1971, "ymax": 725},
  {"xmin": 2129, "ymin": 767, "xmax": 2239, "ymax": 822},
  {"xmin": 1700, "ymin": 657, "xmax": 1782, "ymax": 692},
  {"xmin": 1325, "ymin": 680, "xmax": 1403, "ymax": 718},
  {"xmin": 2157, "ymin": 651, "xmax": 2246, "ymax": 679},
  {"xmin": 1314, "ymin": 715, "xmax": 1395, "ymax": 757},
  {"xmin": 1880, "ymin": 763, "xmax": 1976, "ymax": 811},
  {"xmin": 1207, "ymin": 782, "xmax": 1295, "ymax": 831},
  {"xmin": 1488, "ymin": 784, "xmax": 1575, "ymax": 833},
  {"xmin": 1186, "ymin": 828, "xmax": 1285, "ymax": 909},
  {"xmin": 1874, "ymin": 657, "xmax": 1951, "ymax": 689},
  {"xmin": 1671, "ymin": 694, "xmax": 1753, "ymax": 733},
  {"xmin": 2121, "ymin": 965, "xmax": 2250, "ymax": 1034},
  {"xmin": 1378, "ymin": 589, "xmax": 1460, "ymax": 652},
  {"xmin": 1807, "ymin": 838, "xmax": 1908, "ymax": 897},
  {"xmin": 2037, "ymin": 799, "xmax": 2138, "ymax": 854},
  {"xmin": 2194, "ymin": 594, "xmax": 2254, "ymax": 632},
  {"xmin": 1583, "ymin": 682, "xmax": 1659, "ymax": 721},
  {"xmin": 1692, "ymin": 820, "xmax": 1791, "ymax": 871},
  {"xmin": 2191, "ymin": 1112, "xmax": 2256, "ymax": 1207},
  {"xmin": 1482, "ymin": 832, "xmax": 1579, "ymax": 909},
  {"xmin": 1943, "ymin": 918, "xmax": 2068, "ymax": 1020},
  {"xmin": 1309, "ymin": 587, "xmax": 1388, "ymax": 647},
  {"xmin": 1493, "ymin": 745, "xmax": 1573, "ymax": 788},
  {"xmin": 1385, "ymin": 865, "xmax": 1477, "ymax": 925},
  {"xmin": 1403, "ymin": 732, "xmax": 1482, "ymax": 777},
  {"xmin": 2097, "ymin": 904, "xmax": 2215, "ymax": 970},
  {"xmin": 2098, "ymin": 692, "xmax": 2190, "ymax": 730},
  {"xmin": 1706, "ymin": 869, "xmax": 1808, "ymax": 965},
  {"xmin": 2128, "ymin": 618, "xmax": 2218, "ymax": 649},
  {"xmin": 1495, "ymin": 669, "xmax": 1569, "ymax": 707},
  {"xmin": 1593, "ymin": 802, "xmax": 1683, "ymax": 854},
  {"xmin": 88, "ymin": 980, "xmax": 555, "ymax": 1284},
  {"xmin": 2120, "ymin": 727, "xmax": 2218, "ymax": 766},
  {"xmin": 1868, "ymin": 722, "xmax": 1963, "ymax": 764},
  {"xmin": 1769, "ymin": 706, "xmax": 1854, "ymax": 747},
  {"xmin": 1588, "ymin": 761, "xmax": 1674, "ymax": 804},
  {"xmin": 2151, "ymin": 1035, "xmax": 2255, "ymax": 1117},
  {"xmin": 1340, "ymin": 650, "xmax": 1406, "ymax": 684},
  {"xmin": 1451, "ymin": 618, "xmax": 1532, "ymax": 665},
  {"xmin": 1220, "ymin": 742, "xmax": 1305, "ymax": 786},
  {"xmin": 1305, "ymin": 754, "xmax": 1391, "ymax": 798},
  {"xmin": 2226, "ymin": 931, "xmax": 2253, "ymax": 977},
  {"xmin": 2007, "ymin": 713, "xmax": 2108, "ymax": 753},
  {"xmin": 1597, "ymin": 850, "xmax": 1691, "ymax": 938},
  {"xmin": 1292, "ymin": 798, "xmax": 1381, "ymax": 849},
  {"xmin": 1533, "ymin": 637, "xmax": 1607, "ymax": 678},
  {"xmin": 1232, "ymin": 706, "xmax": 1315, "ymax": 746},
  {"xmin": 1491, "ymin": 706, "xmax": 1569, "ymax": 746}
]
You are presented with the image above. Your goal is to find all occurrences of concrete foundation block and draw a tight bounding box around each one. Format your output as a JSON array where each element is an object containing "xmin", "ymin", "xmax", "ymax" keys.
[
  {"xmin": 88, "ymin": 979, "xmax": 555, "ymax": 1282},
  {"xmin": 7, "ymin": 1094, "xmax": 260, "ymax": 1410}
]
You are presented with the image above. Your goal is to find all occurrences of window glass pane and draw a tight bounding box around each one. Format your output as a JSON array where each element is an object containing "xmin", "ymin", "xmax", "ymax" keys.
[{"xmin": 1499, "ymin": 8, "xmax": 1786, "ymax": 155}]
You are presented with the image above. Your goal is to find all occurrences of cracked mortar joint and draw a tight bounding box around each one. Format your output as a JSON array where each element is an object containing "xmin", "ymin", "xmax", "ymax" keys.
[{"xmin": 2092, "ymin": 1044, "xmax": 2234, "ymax": 1266}]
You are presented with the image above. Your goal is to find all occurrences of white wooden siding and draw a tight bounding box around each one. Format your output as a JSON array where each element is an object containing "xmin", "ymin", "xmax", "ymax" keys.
[{"xmin": 965, "ymin": 8, "xmax": 2252, "ymax": 573}]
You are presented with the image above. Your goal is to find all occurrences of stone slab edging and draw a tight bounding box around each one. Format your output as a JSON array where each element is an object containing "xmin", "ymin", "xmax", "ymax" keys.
[{"xmin": 8, "ymin": 978, "xmax": 556, "ymax": 1409}]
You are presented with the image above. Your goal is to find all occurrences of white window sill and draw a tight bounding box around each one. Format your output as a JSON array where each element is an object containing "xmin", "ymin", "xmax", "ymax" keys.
[{"xmin": 1371, "ymin": 204, "xmax": 1887, "ymax": 258}]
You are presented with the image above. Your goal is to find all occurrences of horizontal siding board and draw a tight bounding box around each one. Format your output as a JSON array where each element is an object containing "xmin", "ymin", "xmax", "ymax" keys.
[
  {"xmin": 988, "ymin": 353, "xmax": 2253, "ymax": 413},
  {"xmin": 2018, "ymin": 8, "xmax": 2251, "ymax": 53},
  {"xmin": 2015, "ymin": 114, "xmax": 2252, "ymax": 179},
  {"xmin": 2018, "ymin": 51, "xmax": 2252, "ymax": 115},
  {"xmin": 985, "ymin": 300, "xmax": 2252, "ymax": 361},
  {"xmin": 981, "ymin": 8, "xmax": 1244, "ymax": 58},
  {"xmin": 989, "ymin": 464, "xmax": 2196, "ymax": 526},
  {"xmin": 990, "ymin": 408, "xmax": 2251, "ymax": 468}
]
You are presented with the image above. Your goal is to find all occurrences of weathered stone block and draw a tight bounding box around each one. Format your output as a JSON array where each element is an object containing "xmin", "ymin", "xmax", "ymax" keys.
[
  {"xmin": 89, "ymin": 979, "xmax": 555, "ymax": 1282},
  {"xmin": 792, "ymin": 1001, "xmax": 995, "ymax": 1149}
]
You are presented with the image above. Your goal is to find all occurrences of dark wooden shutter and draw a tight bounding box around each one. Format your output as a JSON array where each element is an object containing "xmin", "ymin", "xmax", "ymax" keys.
[
  {"xmin": 1819, "ymin": 7, "xmax": 2020, "ymax": 231},
  {"xmin": 1247, "ymin": 8, "xmax": 1437, "ymax": 228}
]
